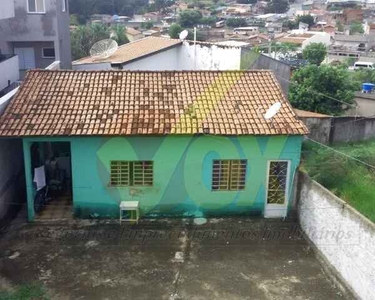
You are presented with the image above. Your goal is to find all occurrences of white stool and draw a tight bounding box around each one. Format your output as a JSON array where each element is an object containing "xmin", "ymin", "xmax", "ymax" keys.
[{"xmin": 119, "ymin": 201, "xmax": 140, "ymax": 224}]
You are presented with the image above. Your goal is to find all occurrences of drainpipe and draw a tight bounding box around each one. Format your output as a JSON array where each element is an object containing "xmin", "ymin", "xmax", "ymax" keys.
[{"xmin": 194, "ymin": 27, "xmax": 197, "ymax": 70}]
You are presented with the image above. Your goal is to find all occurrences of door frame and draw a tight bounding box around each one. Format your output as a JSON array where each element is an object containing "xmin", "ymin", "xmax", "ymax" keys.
[
  {"xmin": 14, "ymin": 47, "xmax": 36, "ymax": 70},
  {"xmin": 264, "ymin": 160, "xmax": 291, "ymax": 218}
]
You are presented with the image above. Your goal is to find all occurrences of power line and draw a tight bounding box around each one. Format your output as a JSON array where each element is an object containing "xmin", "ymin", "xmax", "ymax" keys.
[{"xmin": 306, "ymin": 137, "xmax": 375, "ymax": 170}]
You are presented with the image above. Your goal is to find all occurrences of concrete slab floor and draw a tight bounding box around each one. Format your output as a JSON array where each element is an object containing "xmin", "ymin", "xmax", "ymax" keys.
[{"xmin": 0, "ymin": 218, "xmax": 355, "ymax": 300}]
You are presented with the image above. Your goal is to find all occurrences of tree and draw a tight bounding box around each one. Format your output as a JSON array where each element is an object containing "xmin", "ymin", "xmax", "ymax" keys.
[
  {"xmin": 296, "ymin": 15, "xmax": 315, "ymax": 28},
  {"xmin": 179, "ymin": 10, "xmax": 202, "ymax": 27},
  {"xmin": 71, "ymin": 24, "xmax": 111, "ymax": 60},
  {"xmin": 111, "ymin": 25, "xmax": 129, "ymax": 46},
  {"xmin": 169, "ymin": 23, "xmax": 183, "ymax": 39},
  {"xmin": 283, "ymin": 20, "xmax": 298, "ymax": 30},
  {"xmin": 302, "ymin": 43, "xmax": 327, "ymax": 65},
  {"xmin": 226, "ymin": 17, "xmax": 247, "ymax": 27},
  {"xmin": 68, "ymin": 0, "xmax": 150, "ymax": 23},
  {"xmin": 289, "ymin": 65, "xmax": 357, "ymax": 115},
  {"xmin": 265, "ymin": 0, "xmax": 289, "ymax": 13},
  {"xmin": 70, "ymin": 14, "xmax": 80, "ymax": 26},
  {"xmin": 141, "ymin": 21, "xmax": 154, "ymax": 29},
  {"xmin": 273, "ymin": 42, "xmax": 299, "ymax": 60},
  {"xmin": 350, "ymin": 21, "xmax": 364, "ymax": 35},
  {"xmin": 336, "ymin": 20, "xmax": 344, "ymax": 32},
  {"xmin": 200, "ymin": 16, "xmax": 217, "ymax": 25}
]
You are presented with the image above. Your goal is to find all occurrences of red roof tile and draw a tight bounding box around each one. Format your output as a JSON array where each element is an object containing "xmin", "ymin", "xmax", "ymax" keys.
[{"xmin": 0, "ymin": 70, "xmax": 308, "ymax": 137}]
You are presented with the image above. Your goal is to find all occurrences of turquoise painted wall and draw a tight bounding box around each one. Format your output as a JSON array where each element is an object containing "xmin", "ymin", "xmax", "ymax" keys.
[{"xmin": 23, "ymin": 135, "xmax": 303, "ymax": 220}]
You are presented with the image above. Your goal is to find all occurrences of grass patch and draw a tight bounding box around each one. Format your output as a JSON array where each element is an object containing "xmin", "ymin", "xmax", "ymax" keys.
[
  {"xmin": 302, "ymin": 140, "xmax": 375, "ymax": 223},
  {"xmin": 0, "ymin": 284, "xmax": 49, "ymax": 300}
]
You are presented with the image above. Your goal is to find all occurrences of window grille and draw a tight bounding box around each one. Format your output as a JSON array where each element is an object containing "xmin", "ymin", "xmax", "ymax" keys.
[
  {"xmin": 212, "ymin": 160, "xmax": 247, "ymax": 191},
  {"xmin": 133, "ymin": 161, "xmax": 153, "ymax": 186},
  {"xmin": 110, "ymin": 161, "xmax": 153, "ymax": 187},
  {"xmin": 267, "ymin": 161, "xmax": 288, "ymax": 204}
]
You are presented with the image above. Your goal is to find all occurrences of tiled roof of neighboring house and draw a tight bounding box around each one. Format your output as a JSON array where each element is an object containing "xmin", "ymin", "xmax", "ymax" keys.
[
  {"xmin": 0, "ymin": 70, "xmax": 308, "ymax": 137},
  {"xmin": 126, "ymin": 27, "xmax": 142, "ymax": 36},
  {"xmin": 73, "ymin": 37, "xmax": 182, "ymax": 65},
  {"xmin": 294, "ymin": 109, "xmax": 331, "ymax": 118},
  {"xmin": 334, "ymin": 34, "xmax": 367, "ymax": 42},
  {"xmin": 278, "ymin": 37, "xmax": 305, "ymax": 45},
  {"xmin": 278, "ymin": 33, "xmax": 316, "ymax": 45}
]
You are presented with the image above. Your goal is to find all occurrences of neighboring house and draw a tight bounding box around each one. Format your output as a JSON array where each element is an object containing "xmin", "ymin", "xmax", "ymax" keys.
[
  {"xmin": 310, "ymin": 24, "xmax": 336, "ymax": 36},
  {"xmin": 224, "ymin": 5, "xmax": 252, "ymax": 16},
  {"xmin": 0, "ymin": 0, "xmax": 72, "ymax": 77},
  {"xmin": 0, "ymin": 0, "xmax": 25, "ymax": 225},
  {"xmin": 126, "ymin": 27, "xmax": 144, "ymax": 42},
  {"xmin": 343, "ymin": 9, "xmax": 364, "ymax": 25},
  {"xmin": 346, "ymin": 91, "xmax": 375, "ymax": 117},
  {"xmin": 142, "ymin": 29, "xmax": 161, "ymax": 37},
  {"xmin": 247, "ymin": 53, "xmax": 292, "ymax": 94},
  {"xmin": 294, "ymin": 109, "xmax": 331, "ymax": 144},
  {"xmin": 0, "ymin": 1, "xmax": 19, "ymax": 94},
  {"xmin": 0, "ymin": 54, "xmax": 19, "ymax": 94},
  {"xmin": 277, "ymin": 31, "xmax": 331, "ymax": 49},
  {"xmin": 368, "ymin": 23, "xmax": 375, "ymax": 34},
  {"xmin": 0, "ymin": 0, "xmax": 15, "ymax": 19},
  {"xmin": 247, "ymin": 34, "xmax": 270, "ymax": 46},
  {"xmin": 0, "ymin": 70, "xmax": 308, "ymax": 221},
  {"xmin": 330, "ymin": 9, "xmax": 364, "ymax": 25},
  {"xmin": 73, "ymin": 37, "xmax": 245, "ymax": 71},
  {"xmin": 233, "ymin": 27, "xmax": 260, "ymax": 35},
  {"xmin": 332, "ymin": 34, "xmax": 368, "ymax": 51},
  {"xmin": 90, "ymin": 14, "xmax": 113, "ymax": 25},
  {"xmin": 265, "ymin": 23, "xmax": 283, "ymax": 34},
  {"xmin": 302, "ymin": 1, "xmax": 314, "ymax": 10}
]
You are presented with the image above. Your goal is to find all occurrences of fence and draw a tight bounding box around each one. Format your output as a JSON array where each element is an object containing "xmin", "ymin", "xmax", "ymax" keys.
[
  {"xmin": 297, "ymin": 171, "xmax": 375, "ymax": 300},
  {"xmin": 300, "ymin": 115, "xmax": 375, "ymax": 144}
]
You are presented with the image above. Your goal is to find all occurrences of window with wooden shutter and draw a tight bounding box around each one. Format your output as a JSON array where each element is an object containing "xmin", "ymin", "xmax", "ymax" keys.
[{"xmin": 212, "ymin": 160, "xmax": 247, "ymax": 191}]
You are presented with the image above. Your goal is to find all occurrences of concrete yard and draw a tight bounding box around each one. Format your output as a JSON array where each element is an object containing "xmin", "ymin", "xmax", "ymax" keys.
[{"xmin": 0, "ymin": 218, "xmax": 354, "ymax": 300}]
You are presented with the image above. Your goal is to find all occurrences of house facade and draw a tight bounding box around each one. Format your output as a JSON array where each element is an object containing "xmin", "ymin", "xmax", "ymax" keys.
[
  {"xmin": 0, "ymin": 70, "xmax": 308, "ymax": 221},
  {"xmin": 0, "ymin": 0, "xmax": 72, "ymax": 75}
]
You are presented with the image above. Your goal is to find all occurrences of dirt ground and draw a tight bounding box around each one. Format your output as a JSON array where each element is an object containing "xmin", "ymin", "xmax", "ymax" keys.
[{"xmin": 0, "ymin": 218, "xmax": 354, "ymax": 300}]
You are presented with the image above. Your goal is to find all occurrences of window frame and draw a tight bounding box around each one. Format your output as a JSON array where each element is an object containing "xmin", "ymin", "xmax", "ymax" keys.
[
  {"xmin": 27, "ymin": 0, "xmax": 46, "ymax": 14},
  {"xmin": 62, "ymin": 0, "xmax": 67, "ymax": 12},
  {"xmin": 110, "ymin": 160, "xmax": 153, "ymax": 187},
  {"xmin": 42, "ymin": 47, "xmax": 56, "ymax": 59},
  {"xmin": 265, "ymin": 160, "xmax": 291, "ymax": 206},
  {"xmin": 211, "ymin": 159, "xmax": 247, "ymax": 191}
]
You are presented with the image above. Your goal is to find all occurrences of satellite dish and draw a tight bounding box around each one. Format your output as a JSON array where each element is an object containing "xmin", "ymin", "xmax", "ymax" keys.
[
  {"xmin": 90, "ymin": 39, "xmax": 118, "ymax": 60},
  {"xmin": 264, "ymin": 102, "xmax": 282, "ymax": 120},
  {"xmin": 179, "ymin": 30, "xmax": 189, "ymax": 40}
]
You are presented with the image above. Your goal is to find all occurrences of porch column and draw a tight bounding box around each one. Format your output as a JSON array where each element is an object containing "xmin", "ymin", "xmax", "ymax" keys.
[{"xmin": 22, "ymin": 139, "xmax": 34, "ymax": 221}]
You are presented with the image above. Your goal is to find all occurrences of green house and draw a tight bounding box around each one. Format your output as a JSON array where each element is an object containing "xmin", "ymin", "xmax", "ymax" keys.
[{"xmin": 0, "ymin": 70, "xmax": 308, "ymax": 221}]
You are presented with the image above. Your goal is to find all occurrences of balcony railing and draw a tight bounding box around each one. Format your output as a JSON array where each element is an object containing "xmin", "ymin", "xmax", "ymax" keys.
[
  {"xmin": 0, "ymin": 54, "xmax": 19, "ymax": 93},
  {"xmin": 0, "ymin": 54, "xmax": 16, "ymax": 64}
]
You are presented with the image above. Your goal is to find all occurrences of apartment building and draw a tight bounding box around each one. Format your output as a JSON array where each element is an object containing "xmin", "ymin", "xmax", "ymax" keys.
[{"xmin": 0, "ymin": 0, "xmax": 71, "ymax": 79}]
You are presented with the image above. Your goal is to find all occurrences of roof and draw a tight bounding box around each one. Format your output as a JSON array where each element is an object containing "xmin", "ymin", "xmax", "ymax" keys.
[
  {"xmin": 278, "ymin": 37, "xmax": 305, "ymax": 45},
  {"xmin": 334, "ymin": 34, "xmax": 367, "ymax": 42},
  {"xmin": 126, "ymin": 27, "xmax": 142, "ymax": 36},
  {"xmin": 294, "ymin": 109, "xmax": 331, "ymax": 118},
  {"xmin": 0, "ymin": 70, "xmax": 308, "ymax": 137},
  {"xmin": 73, "ymin": 37, "xmax": 182, "ymax": 65}
]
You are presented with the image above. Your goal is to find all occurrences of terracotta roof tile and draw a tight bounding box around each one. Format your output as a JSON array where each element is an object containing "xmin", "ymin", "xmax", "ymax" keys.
[{"xmin": 0, "ymin": 70, "xmax": 308, "ymax": 137}]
